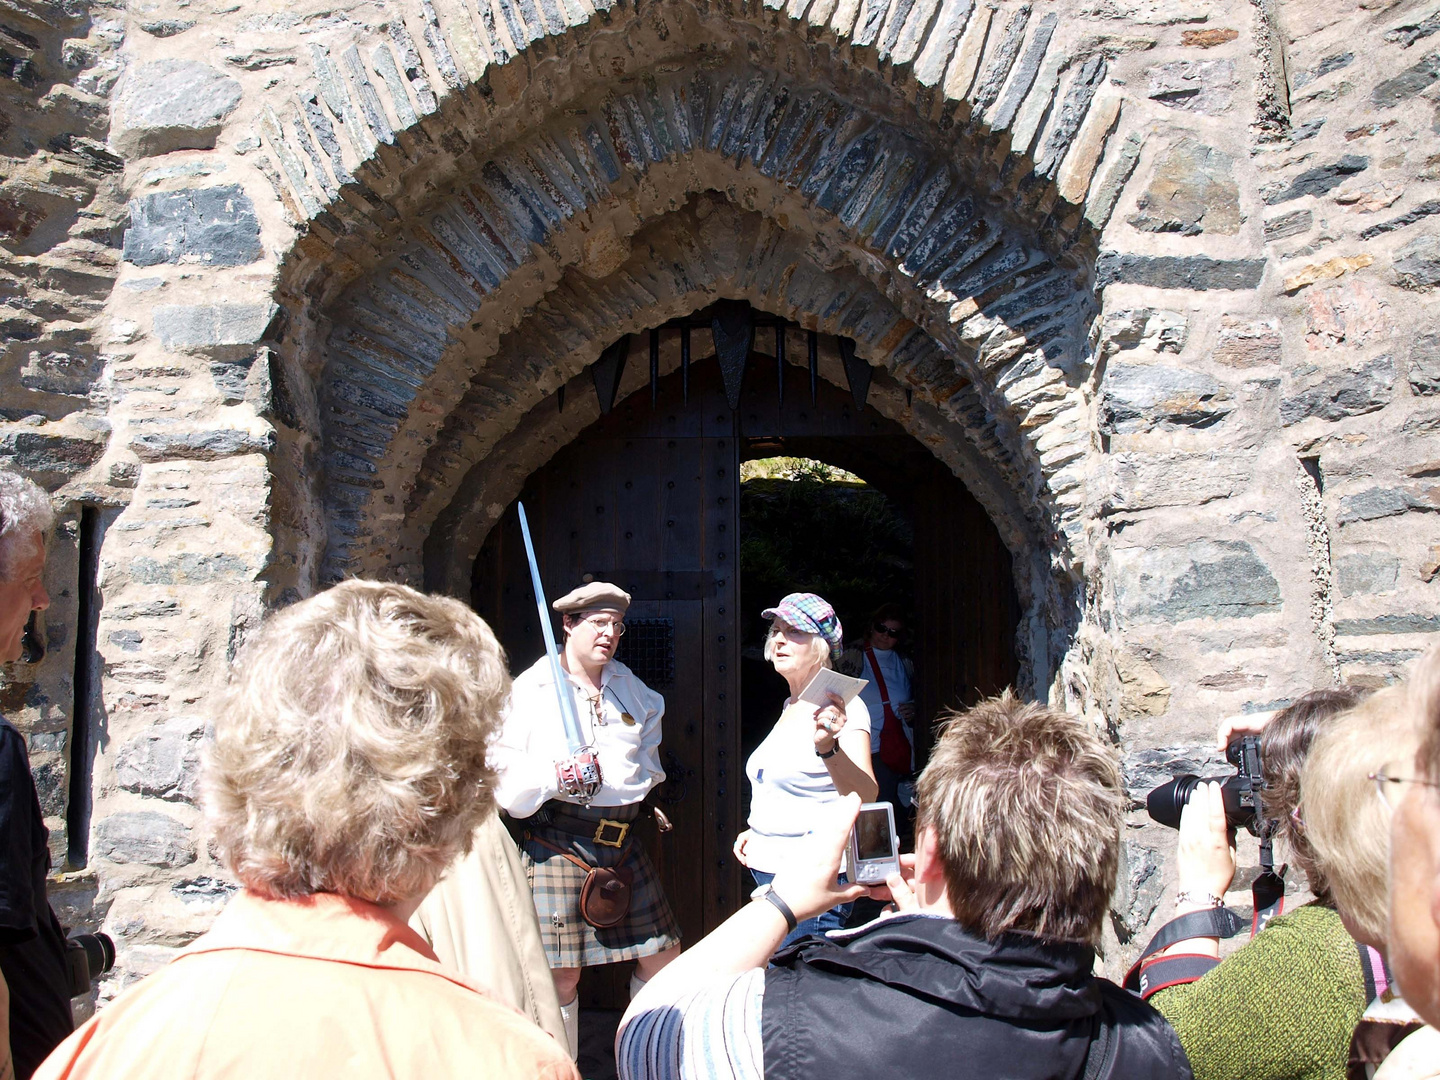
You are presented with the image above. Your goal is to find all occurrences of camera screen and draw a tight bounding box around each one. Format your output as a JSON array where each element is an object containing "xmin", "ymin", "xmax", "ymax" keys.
[{"xmin": 855, "ymin": 807, "xmax": 893, "ymax": 861}]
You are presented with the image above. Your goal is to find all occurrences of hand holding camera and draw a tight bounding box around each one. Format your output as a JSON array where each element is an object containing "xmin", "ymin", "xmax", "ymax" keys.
[
  {"xmin": 1175, "ymin": 782, "xmax": 1237, "ymax": 912},
  {"xmin": 767, "ymin": 794, "xmax": 871, "ymax": 922}
]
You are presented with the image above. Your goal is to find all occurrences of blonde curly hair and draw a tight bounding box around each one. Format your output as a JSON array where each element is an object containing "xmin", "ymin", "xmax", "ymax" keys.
[{"xmin": 203, "ymin": 580, "xmax": 510, "ymax": 905}]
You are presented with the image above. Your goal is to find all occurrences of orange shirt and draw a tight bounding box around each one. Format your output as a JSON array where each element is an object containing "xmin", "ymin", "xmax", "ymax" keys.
[{"xmin": 34, "ymin": 890, "xmax": 578, "ymax": 1080}]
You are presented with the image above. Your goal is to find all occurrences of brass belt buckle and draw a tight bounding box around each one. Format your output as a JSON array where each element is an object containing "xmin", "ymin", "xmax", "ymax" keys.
[{"xmin": 593, "ymin": 819, "xmax": 629, "ymax": 848}]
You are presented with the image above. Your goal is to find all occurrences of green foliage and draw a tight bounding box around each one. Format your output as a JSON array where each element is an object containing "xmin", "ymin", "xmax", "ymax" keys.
[
  {"xmin": 739, "ymin": 471, "xmax": 913, "ymax": 653},
  {"xmin": 740, "ymin": 457, "xmax": 864, "ymax": 483}
]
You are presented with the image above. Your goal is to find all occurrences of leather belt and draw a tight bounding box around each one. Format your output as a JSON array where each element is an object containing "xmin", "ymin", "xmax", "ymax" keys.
[
  {"xmin": 591, "ymin": 819, "xmax": 629, "ymax": 848},
  {"xmin": 535, "ymin": 805, "xmax": 637, "ymax": 848}
]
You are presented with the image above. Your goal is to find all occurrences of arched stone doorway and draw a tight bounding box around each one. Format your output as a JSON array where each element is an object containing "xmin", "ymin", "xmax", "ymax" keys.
[
  {"xmin": 464, "ymin": 312, "xmax": 1018, "ymax": 1005},
  {"xmin": 256, "ymin": 8, "xmax": 1114, "ymax": 701}
]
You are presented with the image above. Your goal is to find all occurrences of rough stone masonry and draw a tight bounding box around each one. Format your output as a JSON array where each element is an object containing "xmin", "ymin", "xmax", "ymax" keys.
[{"xmin": 1, "ymin": 0, "xmax": 1438, "ymax": 991}]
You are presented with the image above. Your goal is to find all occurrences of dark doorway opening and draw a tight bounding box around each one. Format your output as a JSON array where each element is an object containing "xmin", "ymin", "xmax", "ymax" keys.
[
  {"xmin": 737, "ymin": 457, "xmax": 915, "ymax": 820},
  {"xmin": 466, "ymin": 322, "xmax": 1021, "ymax": 1014}
]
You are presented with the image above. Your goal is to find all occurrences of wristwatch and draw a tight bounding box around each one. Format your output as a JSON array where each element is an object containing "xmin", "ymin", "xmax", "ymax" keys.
[
  {"xmin": 816, "ymin": 742, "xmax": 839, "ymax": 759},
  {"xmin": 750, "ymin": 882, "xmax": 798, "ymax": 931}
]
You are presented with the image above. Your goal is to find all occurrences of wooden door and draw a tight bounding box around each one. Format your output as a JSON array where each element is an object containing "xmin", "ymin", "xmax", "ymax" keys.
[
  {"xmin": 470, "ymin": 339, "xmax": 1020, "ymax": 1009},
  {"xmin": 471, "ymin": 363, "xmax": 743, "ymax": 1007}
]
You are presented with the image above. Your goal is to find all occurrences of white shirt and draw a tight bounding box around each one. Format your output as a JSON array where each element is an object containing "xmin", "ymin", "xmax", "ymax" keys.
[
  {"xmin": 492, "ymin": 655, "xmax": 666, "ymax": 817},
  {"xmin": 855, "ymin": 646, "xmax": 912, "ymax": 754},
  {"xmin": 743, "ymin": 695, "xmax": 871, "ymax": 874}
]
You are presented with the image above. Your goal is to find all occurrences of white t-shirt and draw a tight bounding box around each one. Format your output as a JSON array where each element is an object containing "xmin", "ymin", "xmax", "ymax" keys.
[
  {"xmin": 855, "ymin": 647, "xmax": 912, "ymax": 754},
  {"xmin": 743, "ymin": 695, "xmax": 871, "ymax": 874}
]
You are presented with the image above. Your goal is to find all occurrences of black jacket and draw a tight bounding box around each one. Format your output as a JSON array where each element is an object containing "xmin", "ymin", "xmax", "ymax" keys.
[{"xmin": 760, "ymin": 914, "xmax": 1191, "ymax": 1080}]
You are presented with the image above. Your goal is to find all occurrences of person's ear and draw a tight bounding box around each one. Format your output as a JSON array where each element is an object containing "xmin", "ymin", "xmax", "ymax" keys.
[{"xmin": 913, "ymin": 825, "xmax": 946, "ymax": 885}]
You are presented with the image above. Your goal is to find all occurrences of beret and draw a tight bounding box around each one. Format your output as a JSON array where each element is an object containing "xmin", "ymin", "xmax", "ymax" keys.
[{"xmin": 552, "ymin": 581, "xmax": 632, "ymax": 615}]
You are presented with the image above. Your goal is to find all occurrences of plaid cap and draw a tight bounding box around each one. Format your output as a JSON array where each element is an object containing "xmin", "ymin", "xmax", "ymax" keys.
[{"xmin": 762, "ymin": 592, "xmax": 844, "ymax": 658}]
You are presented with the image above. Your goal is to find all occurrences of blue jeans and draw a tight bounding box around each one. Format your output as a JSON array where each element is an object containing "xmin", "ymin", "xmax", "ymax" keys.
[{"xmin": 750, "ymin": 869, "xmax": 853, "ymax": 952}]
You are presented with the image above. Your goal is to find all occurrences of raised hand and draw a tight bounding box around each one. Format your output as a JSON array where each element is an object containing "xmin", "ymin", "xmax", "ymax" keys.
[{"xmin": 813, "ymin": 690, "xmax": 848, "ymax": 753}]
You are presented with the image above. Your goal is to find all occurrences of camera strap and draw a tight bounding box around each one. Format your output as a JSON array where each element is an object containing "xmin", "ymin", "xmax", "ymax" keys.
[
  {"xmin": 1251, "ymin": 827, "xmax": 1287, "ymax": 935},
  {"xmin": 1123, "ymin": 906, "xmax": 1247, "ymax": 999}
]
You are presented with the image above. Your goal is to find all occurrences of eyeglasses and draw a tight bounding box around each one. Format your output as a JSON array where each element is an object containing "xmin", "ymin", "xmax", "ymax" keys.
[
  {"xmin": 580, "ymin": 616, "xmax": 626, "ymax": 637},
  {"xmin": 1371, "ymin": 766, "xmax": 1440, "ymax": 810},
  {"xmin": 872, "ymin": 623, "xmax": 902, "ymax": 638}
]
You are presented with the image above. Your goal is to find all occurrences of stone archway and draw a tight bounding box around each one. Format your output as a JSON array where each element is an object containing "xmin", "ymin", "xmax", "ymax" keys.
[{"xmin": 253, "ymin": 6, "xmax": 1125, "ymax": 693}]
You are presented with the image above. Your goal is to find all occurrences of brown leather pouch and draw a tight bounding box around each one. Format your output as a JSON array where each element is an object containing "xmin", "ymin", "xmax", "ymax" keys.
[
  {"xmin": 578, "ymin": 864, "xmax": 634, "ymax": 928},
  {"xmin": 529, "ymin": 834, "xmax": 635, "ymax": 929}
]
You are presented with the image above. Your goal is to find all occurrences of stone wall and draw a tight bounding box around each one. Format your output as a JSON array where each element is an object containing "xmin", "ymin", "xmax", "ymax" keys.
[{"xmin": 1, "ymin": 0, "xmax": 1438, "ymax": 988}]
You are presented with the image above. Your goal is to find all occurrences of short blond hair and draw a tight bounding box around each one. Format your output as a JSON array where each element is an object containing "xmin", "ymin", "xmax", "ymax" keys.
[
  {"xmin": 916, "ymin": 691, "xmax": 1123, "ymax": 945},
  {"xmin": 203, "ymin": 580, "xmax": 509, "ymax": 904},
  {"xmin": 1302, "ymin": 686, "xmax": 1415, "ymax": 944},
  {"xmin": 763, "ymin": 621, "xmax": 832, "ymax": 671}
]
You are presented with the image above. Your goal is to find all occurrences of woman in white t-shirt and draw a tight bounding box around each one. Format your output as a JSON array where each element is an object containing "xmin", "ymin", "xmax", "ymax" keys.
[{"xmin": 732, "ymin": 592, "xmax": 877, "ymax": 946}]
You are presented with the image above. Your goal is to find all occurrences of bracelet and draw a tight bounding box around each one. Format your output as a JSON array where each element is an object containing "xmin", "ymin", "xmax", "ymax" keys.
[
  {"xmin": 1175, "ymin": 889, "xmax": 1224, "ymax": 908},
  {"xmin": 816, "ymin": 743, "xmax": 839, "ymax": 759},
  {"xmin": 756, "ymin": 885, "xmax": 798, "ymax": 931}
]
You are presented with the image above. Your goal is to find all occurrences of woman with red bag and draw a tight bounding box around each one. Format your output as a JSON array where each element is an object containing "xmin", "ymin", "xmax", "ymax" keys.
[{"xmin": 839, "ymin": 604, "xmax": 917, "ymax": 809}]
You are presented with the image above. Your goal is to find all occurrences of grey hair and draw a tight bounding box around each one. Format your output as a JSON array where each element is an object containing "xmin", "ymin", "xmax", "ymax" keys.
[{"xmin": 0, "ymin": 471, "xmax": 54, "ymax": 580}]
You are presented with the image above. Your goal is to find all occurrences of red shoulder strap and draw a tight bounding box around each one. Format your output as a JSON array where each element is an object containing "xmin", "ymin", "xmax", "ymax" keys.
[{"xmin": 863, "ymin": 646, "xmax": 892, "ymax": 708}]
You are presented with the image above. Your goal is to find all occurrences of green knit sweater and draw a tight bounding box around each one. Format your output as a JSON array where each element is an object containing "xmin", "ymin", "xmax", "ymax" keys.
[{"xmin": 1151, "ymin": 903, "xmax": 1367, "ymax": 1080}]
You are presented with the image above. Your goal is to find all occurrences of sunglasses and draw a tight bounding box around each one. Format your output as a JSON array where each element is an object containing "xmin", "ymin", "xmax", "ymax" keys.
[{"xmin": 872, "ymin": 623, "xmax": 902, "ymax": 638}]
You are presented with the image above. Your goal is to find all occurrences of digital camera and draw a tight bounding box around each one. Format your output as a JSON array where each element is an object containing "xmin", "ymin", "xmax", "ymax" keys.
[{"xmin": 1146, "ymin": 735, "xmax": 1266, "ymax": 835}]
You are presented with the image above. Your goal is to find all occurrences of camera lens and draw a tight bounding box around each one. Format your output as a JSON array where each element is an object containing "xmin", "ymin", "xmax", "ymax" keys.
[
  {"xmin": 1145, "ymin": 774, "xmax": 1201, "ymax": 829},
  {"xmin": 71, "ymin": 933, "xmax": 115, "ymax": 978}
]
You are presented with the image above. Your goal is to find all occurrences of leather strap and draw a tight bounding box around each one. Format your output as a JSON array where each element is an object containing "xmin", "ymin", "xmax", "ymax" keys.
[
  {"xmin": 864, "ymin": 646, "xmax": 896, "ymax": 714},
  {"xmin": 758, "ymin": 886, "xmax": 798, "ymax": 932},
  {"xmin": 525, "ymin": 831, "xmax": 630, "ymax": 871},
  {"xmin": 1123, "ymin": 906, "xmax": 1248, "ymax": 997}
]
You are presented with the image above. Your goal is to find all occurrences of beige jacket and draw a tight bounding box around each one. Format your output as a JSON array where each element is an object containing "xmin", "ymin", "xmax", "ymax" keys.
[{"xmin": 410, "ymin": 812, "xmax": 567, "ymax": 1050}]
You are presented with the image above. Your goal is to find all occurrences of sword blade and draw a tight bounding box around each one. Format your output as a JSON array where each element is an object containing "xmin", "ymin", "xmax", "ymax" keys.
[{"xmin": 516, "ymin": 502, "xmax": 587, "ymax": 753}]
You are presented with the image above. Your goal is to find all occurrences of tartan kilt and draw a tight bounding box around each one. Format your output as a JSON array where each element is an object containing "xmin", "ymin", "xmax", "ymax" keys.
[{"xmin": 520, "ymin": 809, "xmax": 681, "ymax": 969}]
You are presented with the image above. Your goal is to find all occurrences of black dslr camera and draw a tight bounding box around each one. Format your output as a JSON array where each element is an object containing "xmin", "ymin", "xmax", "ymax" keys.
[
  {"xmin": 1146, "ymin": 735, "xmax": 1265, "ymax": 835},
  {"xmin": 65, "ymin": 932, "xmax": 115, "ymax": 997}
]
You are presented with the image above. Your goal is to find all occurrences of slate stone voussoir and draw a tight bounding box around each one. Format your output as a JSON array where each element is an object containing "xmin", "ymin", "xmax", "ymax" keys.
[
  {"xmin": 93, "ymin": 810, "xmax": 196, "ymax": 868},
  {"xmin": 113, "ymin": 60, "xmax": 242, "ymax": 158},
  {"xmin": 1112, "ymin": 540, "xmax": 1283, "ymax": 623},
  {"xmin": 123, "ymin": 185, "xmax": 262, "ymax": 267}
]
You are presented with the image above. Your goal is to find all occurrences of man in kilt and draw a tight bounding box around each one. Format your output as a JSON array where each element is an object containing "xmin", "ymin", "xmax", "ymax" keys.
[{"xmin": 493, "ymin": 582, "xmax": 680, "ymax": 1058}]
